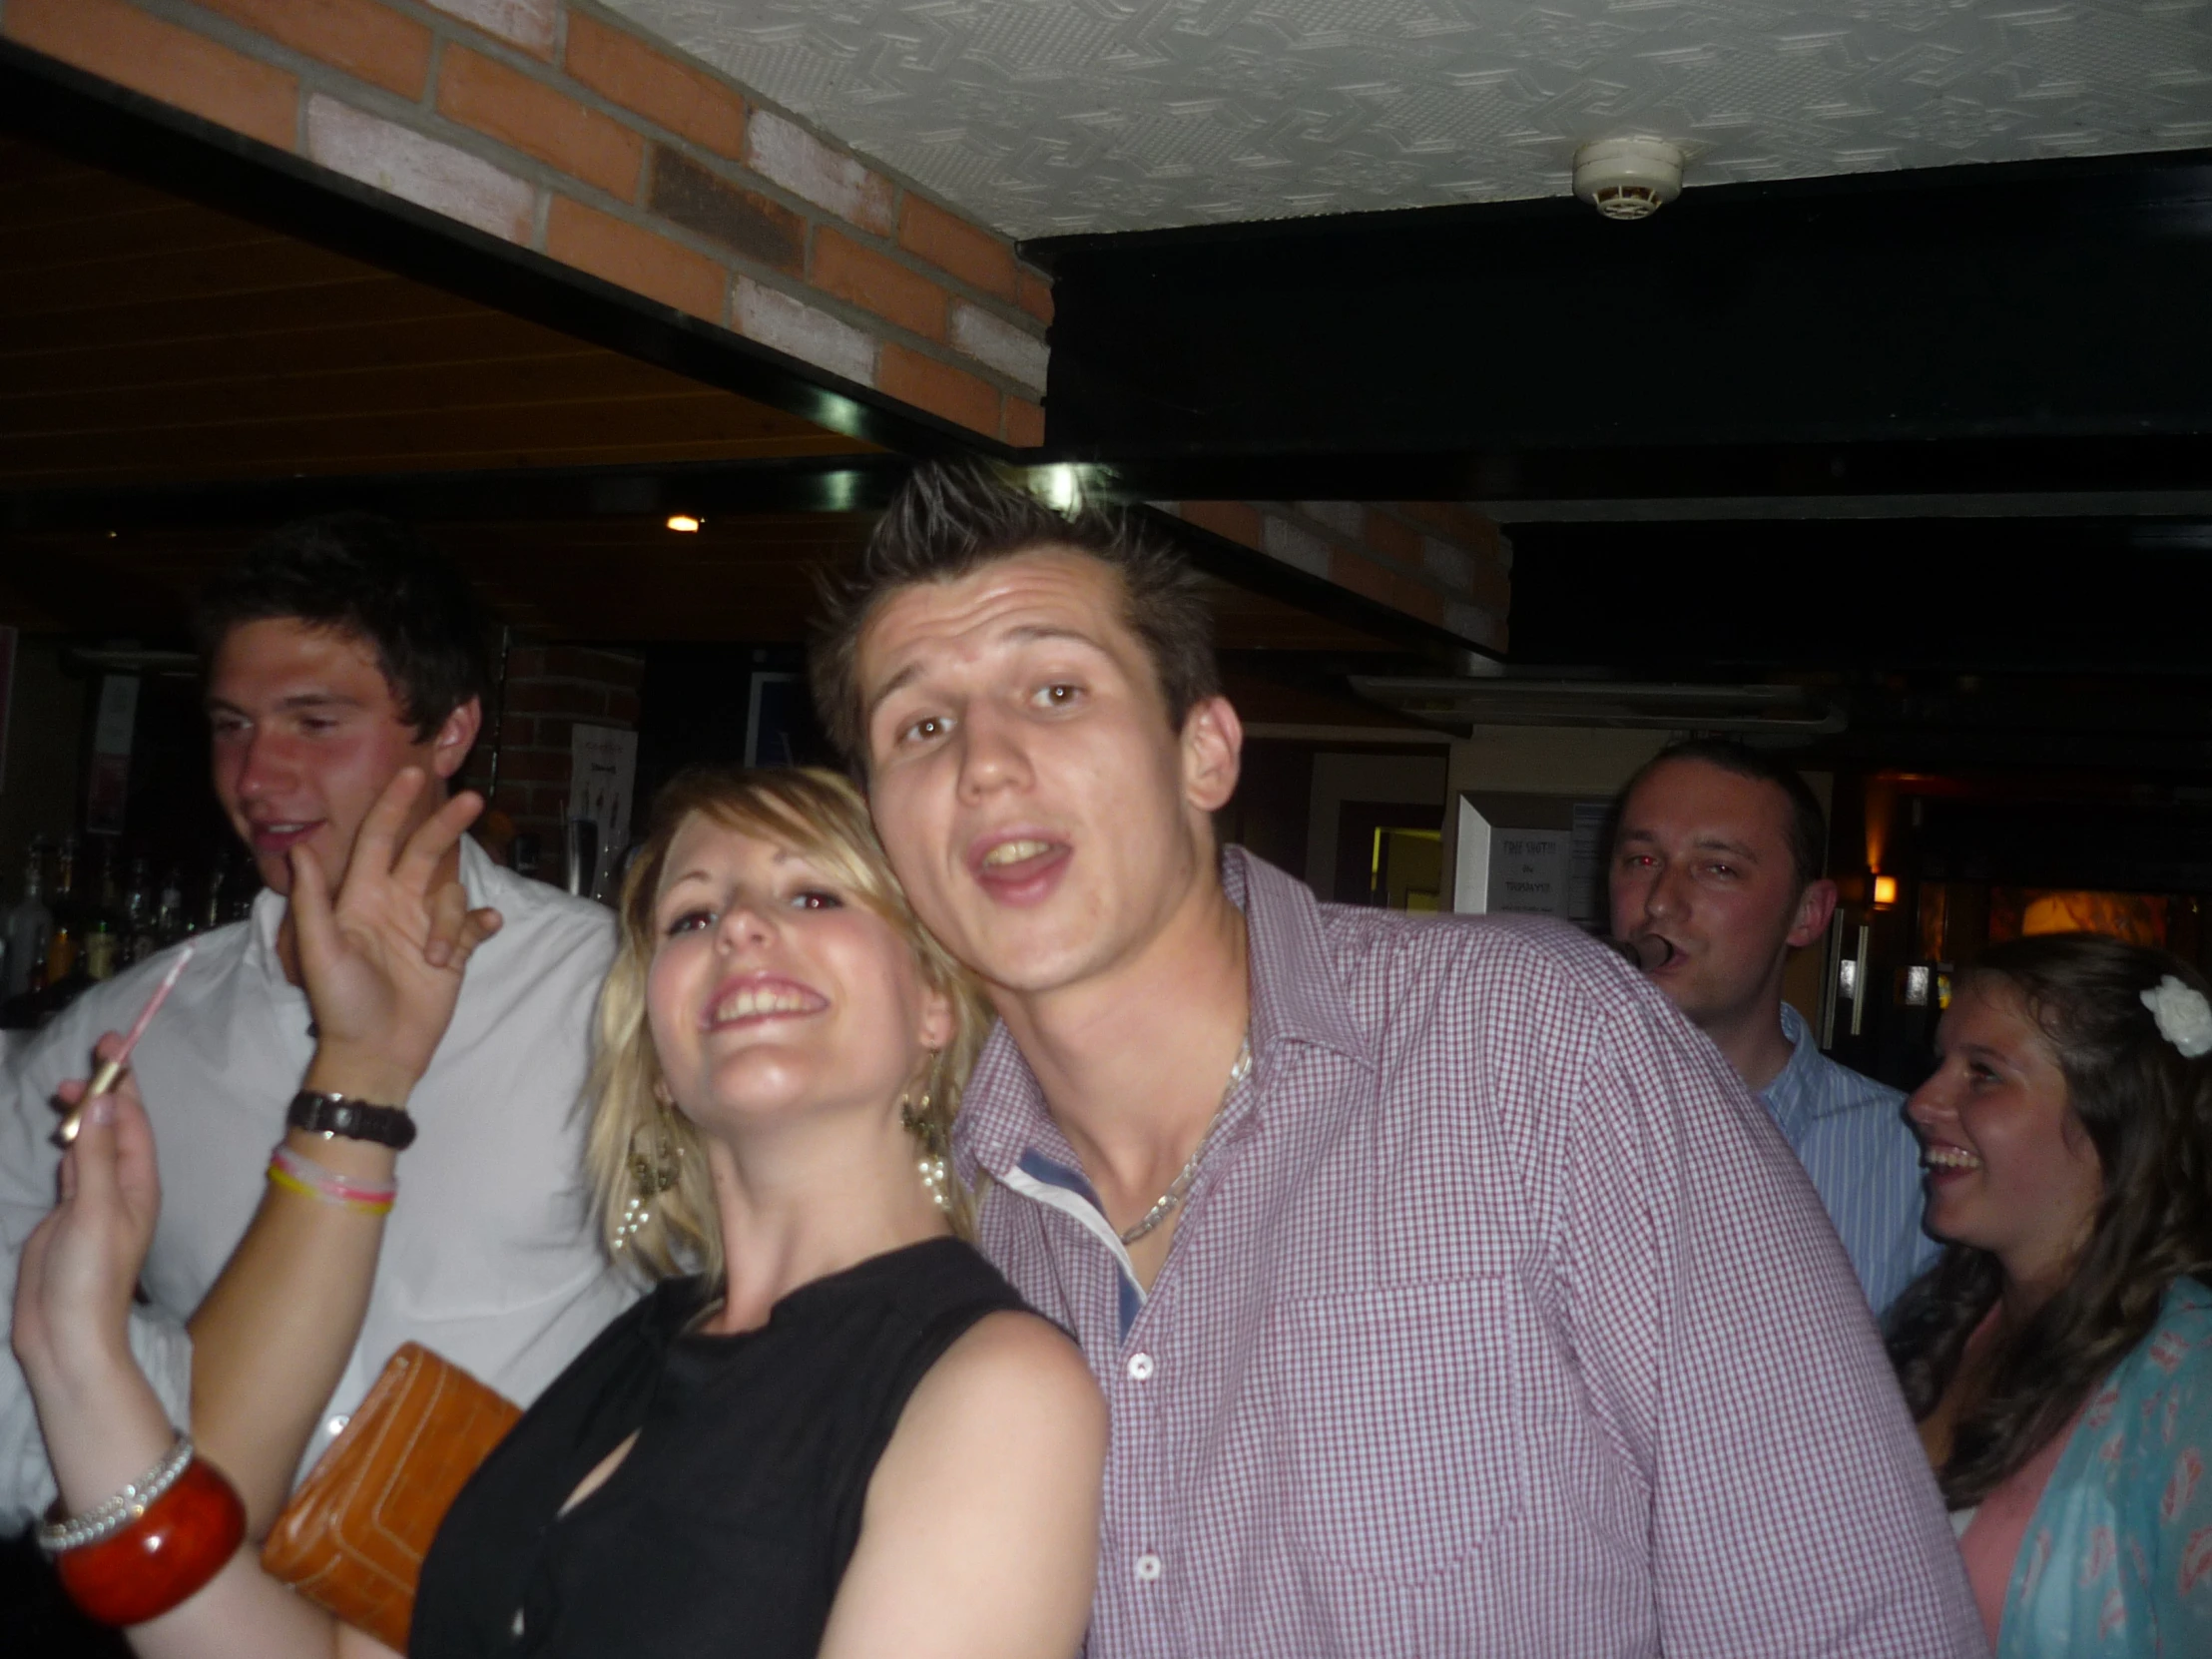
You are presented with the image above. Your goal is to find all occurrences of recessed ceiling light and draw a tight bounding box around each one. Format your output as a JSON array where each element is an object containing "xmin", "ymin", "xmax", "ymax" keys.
[
  {"xmin": 1029, "ymin": 464, "xmax": 1081, "ymax": 512},
  {"xmin": 666, "ymin": 514, "xmax": 702, "ymax": 533}
]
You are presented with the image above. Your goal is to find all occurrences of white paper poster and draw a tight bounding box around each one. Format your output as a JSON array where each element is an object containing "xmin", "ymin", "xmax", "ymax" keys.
[
  {"xmin": 85, "ymin": 673, "xmax": 141, "ymax": 835},
  {"xmin": 568, "ymin": 724, "xmax": 638, "ymax": 898},
  {"xmin": 1453, "ymin": 802, "xmax": 1570, "ymax": 918},
  {"xmin": 1489, "ymin": 830, "xmax": 1569, "ymax": 916}
]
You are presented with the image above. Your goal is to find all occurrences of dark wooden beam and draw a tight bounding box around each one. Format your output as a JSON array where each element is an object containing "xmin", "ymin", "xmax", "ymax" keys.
[
  {"xmin": 0, "ymin": 457, "xmax": 1466, "ymax": 661},
  {"xmin": 0, "ymin": 455, "xmax": 916, "ymax": 531},
  {"xmin": 1029, "ymin": 147, "xmax": 2212, "ymax": 504},
  {"xmin": 1505, "ymin": 514, "xmax": 2212, "ymax": 678}
]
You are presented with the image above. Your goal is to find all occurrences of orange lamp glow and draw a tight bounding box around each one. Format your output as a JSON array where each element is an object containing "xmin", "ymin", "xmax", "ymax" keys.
[
  {"xmin": 1873, "ymin": 874, "xmax": 1900, "ymax": 908},
  {"xmin": 666, "ymin": 514, "xmax": 702, "ymax": 533}
]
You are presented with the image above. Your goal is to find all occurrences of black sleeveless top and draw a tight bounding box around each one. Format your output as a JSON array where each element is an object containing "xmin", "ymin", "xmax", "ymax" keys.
[{"xmin": 411, "ymin": 1238, "xmax": 1030, "ymax": 1659}]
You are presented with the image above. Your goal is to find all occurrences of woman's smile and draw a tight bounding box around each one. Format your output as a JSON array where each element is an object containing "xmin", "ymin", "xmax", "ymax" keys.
[{"xmin": 701, "ymin": 971, "xmax": 830, "ymax": 1032}]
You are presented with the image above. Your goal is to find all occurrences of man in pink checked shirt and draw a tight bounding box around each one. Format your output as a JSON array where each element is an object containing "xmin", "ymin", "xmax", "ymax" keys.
[{"xmin": 812, "ymin": 464, "xmax": 1984, "ymax": 1658}]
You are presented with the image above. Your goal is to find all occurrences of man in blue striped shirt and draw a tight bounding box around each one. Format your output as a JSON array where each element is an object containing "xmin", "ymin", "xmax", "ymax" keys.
[{"xmin": 1610, "ymin": 740, "xmax": 1939, "ymax": 1315}]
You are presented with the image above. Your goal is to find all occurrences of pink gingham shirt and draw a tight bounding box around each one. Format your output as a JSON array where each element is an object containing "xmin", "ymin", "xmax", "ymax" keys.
[{"xmin": 954, "ymin": 849, "xmax": 1984, "ymax": 1658}]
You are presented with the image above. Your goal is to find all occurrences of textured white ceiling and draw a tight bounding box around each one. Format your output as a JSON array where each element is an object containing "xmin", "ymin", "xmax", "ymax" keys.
[{"xmin": 608, "ymin": 0, "xmax": 2212, "ymax": 239}]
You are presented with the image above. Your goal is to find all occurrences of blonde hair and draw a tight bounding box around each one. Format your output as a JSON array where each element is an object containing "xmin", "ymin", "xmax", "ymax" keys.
[{"xmin": 584, "ymin": 766, "xmax": 992, "ymax": 1285}]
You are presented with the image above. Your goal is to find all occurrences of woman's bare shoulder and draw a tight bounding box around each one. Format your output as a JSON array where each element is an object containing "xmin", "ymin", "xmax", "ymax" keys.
[{"xmin": 907, "ymin": 1308, "xmax": 1102, "ymax": 1429}]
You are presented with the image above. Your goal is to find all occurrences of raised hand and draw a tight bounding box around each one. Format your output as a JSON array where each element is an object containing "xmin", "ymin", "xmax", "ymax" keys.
[
  {"xmin": 13, "ymin": 1035, "xmax": 160, "ymax": 1398},
  {"xmin": 289, "ymin": 767, "xmax": 503, "ymax": 1105}
]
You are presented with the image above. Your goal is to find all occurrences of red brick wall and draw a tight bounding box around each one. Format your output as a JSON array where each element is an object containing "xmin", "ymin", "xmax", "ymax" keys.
[
  {"xmin": 2, "ymin": 0, "xmax": 1051, "ymax": 445},
  {"xmin": 473, "ymin": 643, "xmax": 643, "ymax": 854},
  {"xmin": 1, "ymin": 1, "xmax": 1525, "ymax": 646},
  {"xmin": 1158, "ymin": 500, "xmax": 1511, "ymax": 653}
]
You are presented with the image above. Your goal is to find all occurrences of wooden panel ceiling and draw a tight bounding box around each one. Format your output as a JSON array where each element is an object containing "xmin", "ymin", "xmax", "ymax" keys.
[
  {"xmin": 0, "ymin": 518, "xmax": 1395, "ymax": 654},
  {"xmin": 0, "ymin": 135, "xmax": 1400, "ymax": 667},
  {"xmin": 0, "ymin": 136, "xmax": 869, "ymax": 487}
]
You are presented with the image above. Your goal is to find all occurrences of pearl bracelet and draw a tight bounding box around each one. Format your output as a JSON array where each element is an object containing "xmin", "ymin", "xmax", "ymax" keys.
[{"xmin": 37, "ymin": 1433, "xmax": 195, "ymax": 1555}]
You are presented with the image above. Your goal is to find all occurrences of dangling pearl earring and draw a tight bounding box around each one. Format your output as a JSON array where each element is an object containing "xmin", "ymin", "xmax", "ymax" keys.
[
  {"xmin": 616, "ymin": 1090, "xmax": 683, "ymax": 1250},
  {"xmin": 899, "ymin": 1091, "xmax": 952, "ymax": 1213}
]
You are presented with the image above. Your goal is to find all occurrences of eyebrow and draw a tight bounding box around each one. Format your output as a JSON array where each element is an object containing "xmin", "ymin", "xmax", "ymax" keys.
[
  {"xmin": 658, "ymin": 845, "xmax": 801, "ymax": 894},
  {"xmin": 862, "ymin": 664, "xmax": 922, "ymax": 725},
  {"xmin": 1691, "ymin": 833, "xmax": 1762, "ymax": 860},
  {"xmin": 1613, "ymin": 827, "xmax": 1764, "ymax": 860},
  {"xmin": 861, "ymin": 623, "xmax": 1109, "ymax": 726},
  {"xmin": 206, "ymin": 691, "xmax": 365, "ymax": 716}
]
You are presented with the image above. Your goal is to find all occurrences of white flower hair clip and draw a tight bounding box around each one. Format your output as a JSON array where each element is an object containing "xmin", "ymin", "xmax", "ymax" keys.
[{"xmin": 2140, "ymin": 975, "xmax": 2212, "ymax": 1058}]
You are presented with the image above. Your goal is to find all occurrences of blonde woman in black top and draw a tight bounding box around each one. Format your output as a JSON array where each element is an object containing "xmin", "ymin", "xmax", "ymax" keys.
[{"xmin": 14, "ymin": 766, "xmax": 1104, "ymax": 1659}]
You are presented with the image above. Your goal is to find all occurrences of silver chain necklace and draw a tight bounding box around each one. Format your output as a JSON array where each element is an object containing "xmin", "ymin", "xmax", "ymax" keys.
[{"xmin": 1118, "ymin": 1034, "xmax": 1253, "ymax": 1246}]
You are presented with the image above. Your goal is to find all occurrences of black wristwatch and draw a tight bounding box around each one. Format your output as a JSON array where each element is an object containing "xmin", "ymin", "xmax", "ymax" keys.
[{"xmin": 286, "ymin": 1090, "xmax": 417, "ymax": 1150}]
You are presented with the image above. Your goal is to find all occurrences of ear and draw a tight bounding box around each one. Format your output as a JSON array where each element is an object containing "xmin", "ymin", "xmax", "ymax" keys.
[
  {"xmin": 915, "ymin": 980, "xmax": 956, "ymax": 1054},
  {"xmin": 1787, "ymin": 877, "xmax": 1838, "ymax": 951},
  {"xmin": 427, "ymin": 696, "xmax": 483, "ymax": 783},
  {"xmin": 1180, "ymin": 694, "xmax": 1243, "ymax": 816}
]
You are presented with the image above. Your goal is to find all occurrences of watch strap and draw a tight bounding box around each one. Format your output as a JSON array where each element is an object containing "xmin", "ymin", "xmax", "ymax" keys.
[{"xmin": 286, "ymin": 1091, "xmax": 416, "ymax": 1150}]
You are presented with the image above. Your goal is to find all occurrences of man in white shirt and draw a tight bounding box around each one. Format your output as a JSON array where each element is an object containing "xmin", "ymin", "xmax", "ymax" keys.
[{"xmin": 0, "ymin": 514, "xmax": 631, "ymax": 1540}]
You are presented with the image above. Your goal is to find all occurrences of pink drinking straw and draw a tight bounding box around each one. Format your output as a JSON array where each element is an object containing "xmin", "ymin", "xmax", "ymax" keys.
[{"xmin": 52, "ymin": 944, "xmax": 195, "ymax": 1148}]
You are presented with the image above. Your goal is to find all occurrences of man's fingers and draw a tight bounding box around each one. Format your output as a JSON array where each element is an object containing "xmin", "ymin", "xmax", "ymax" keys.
[
  {"xmin": 348, "ymin": 767, "xmax": 429, "ymax": 889},
  {"xmin": 423, "ymin": 880, "xmax": 470, "ymax": 969},
  {"xmin": 289, "ymin": 839, "xmax": 341, "ymax": 967},
  {"xmin": 392, "ymin": 789, "xmax": 484, "ymax": 894},
  {"xmin": 444, "ymin": 905, "xmax": 504, "ymax": 969}
]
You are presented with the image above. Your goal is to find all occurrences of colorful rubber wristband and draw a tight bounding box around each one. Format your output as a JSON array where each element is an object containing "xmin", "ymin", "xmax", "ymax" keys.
[
  {"xmin": 268, "ymin": 1143, "xmax": 398, "ymax": 1211},
  {"xmin": 268, "ymin": 1165, "xmax": 395, "ymax": 1215},
  {"xmin": 53, "ymin": 1454, "xmax": 246, "ymax": 1626}
]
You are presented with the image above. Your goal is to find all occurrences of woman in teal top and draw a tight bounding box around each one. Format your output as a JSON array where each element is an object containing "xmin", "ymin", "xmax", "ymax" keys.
[
  {"xmin": 2005, "ymin": 1275, "xmax": 2212, "ymax": 1655},
  {"xmin": 1889, "ymin": 932, "xmax": 2212, "ymax": 1656}
]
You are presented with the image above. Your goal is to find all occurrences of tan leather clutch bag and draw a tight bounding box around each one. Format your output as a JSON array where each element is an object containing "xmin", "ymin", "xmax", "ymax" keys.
[{"xmin": 262, "ymin": 1343, "xmax": 522, "ymax": 1654}]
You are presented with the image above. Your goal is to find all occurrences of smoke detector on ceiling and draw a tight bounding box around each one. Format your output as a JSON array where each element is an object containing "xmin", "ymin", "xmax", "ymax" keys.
[{"xmin": 1572, "ymin": 138, "xmax": 1684, "ymax": 221}]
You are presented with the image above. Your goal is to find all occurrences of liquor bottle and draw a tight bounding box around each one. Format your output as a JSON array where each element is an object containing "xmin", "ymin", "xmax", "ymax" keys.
[
  {"xmin": 121, "ymin": 856, "xmax": 158, "ymax": 967},
  {"xmin": 201, "ymin": 848, "xmax": 229, "ymax": 935},
  {"xmin": 3, "ymin": 837, "xmax": 52, "ymax": 1000},
  {"xmin": 82, "ymin": 843, "xmax": 122, "ymax": 984},
  {"xmin": 44, "ymin": 834, "xmax": 80, "ymax": 989},
  {"xmin": 155, "ymin": 867, "xmax": 187, "ymax": 947}
]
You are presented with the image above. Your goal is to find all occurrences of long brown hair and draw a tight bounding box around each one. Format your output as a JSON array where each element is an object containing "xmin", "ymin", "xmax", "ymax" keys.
[
  {"xmin": 1887, "ymin": 932, "xmax": 2212, "ymax": 1505},
  {"xmin": 584, "ymin": 766, "xmax": 993, "ymax": 1285}
]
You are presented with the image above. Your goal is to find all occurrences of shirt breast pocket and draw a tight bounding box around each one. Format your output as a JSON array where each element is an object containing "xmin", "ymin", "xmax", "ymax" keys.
[{"xmin": 1271, "ymin": 1277, "xmax": 1524, "ymax": 1584}]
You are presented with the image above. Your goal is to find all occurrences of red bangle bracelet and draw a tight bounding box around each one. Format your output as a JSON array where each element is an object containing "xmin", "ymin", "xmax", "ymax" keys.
[{"xmin": 55, "ymin": 1456, "xmax": 246, "ymax": 1626}]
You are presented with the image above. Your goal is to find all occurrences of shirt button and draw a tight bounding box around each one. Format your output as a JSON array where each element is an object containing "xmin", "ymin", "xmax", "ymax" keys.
[
  {"xmin": 1126, "ymin": 1352, "xmax": 1155, "ymax": 1382},
  {"xmin": 1133, "ymin": 1552, "xmax": 1163, "ymax": 1583}
]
